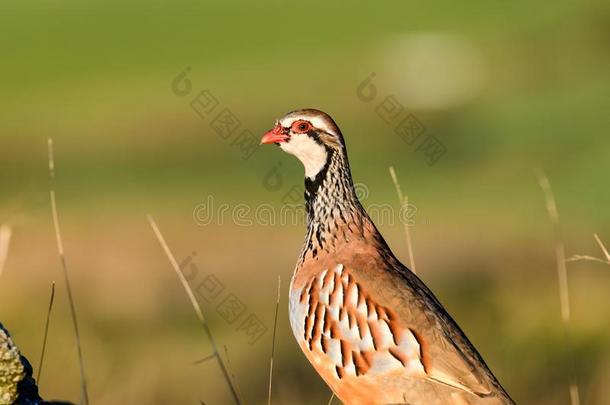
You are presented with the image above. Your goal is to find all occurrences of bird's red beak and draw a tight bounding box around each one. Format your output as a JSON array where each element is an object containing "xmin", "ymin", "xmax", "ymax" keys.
[{"xmin": 260, "ymin": 124, "xmax": 290, "ymax": 145}]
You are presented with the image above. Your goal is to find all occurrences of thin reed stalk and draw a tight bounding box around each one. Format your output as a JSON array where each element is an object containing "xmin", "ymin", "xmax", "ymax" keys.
[
  {"xmin": 0, "ymin": 224, "xmax": 12, "ymax": 277},
  {"xmin": 267, "ymin": 276, "xmax": 281, "ymax": 405},
  {"xmin": 536, "ymin": 171, "xmax": 579, "ymax": 405},
  {"xmin": 147, "ymin": 215, "xmax": 241, "ymax": 405},
  {"xmin": 48, "ymin": 138, "xmax": 89, "ymax": 405},
  {"xmin": 389, "ymin": 166, "xmax": 416, "ymax": 274},
  {"xmin": 223, "ymin": 345, "xmax": 244, "ymax": 404},
  {"xmin": 37, "ymin": 281, "xmax": 56, "ymax": 384},
  {"xmin": 593, "ymin": 233, "xmax": 610, "ymax": 263},
  {"xmin": 567, "ymin": 234, "xmax": 610, "ymax": 265}
]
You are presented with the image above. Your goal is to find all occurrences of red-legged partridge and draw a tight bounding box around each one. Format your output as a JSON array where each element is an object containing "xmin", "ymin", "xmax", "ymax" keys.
[{"xmin": 260, "ymin": 109, "xmax": 515, "ymax": 405}]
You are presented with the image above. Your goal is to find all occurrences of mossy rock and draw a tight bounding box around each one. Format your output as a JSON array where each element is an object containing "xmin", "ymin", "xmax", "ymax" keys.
[
  {"xmin": 0, "ymin": 323, "xmax": 42, "ymax": 405},
  {"xmin": 0, "ymin": 324, "xmax": 24, "ymax": 404}
]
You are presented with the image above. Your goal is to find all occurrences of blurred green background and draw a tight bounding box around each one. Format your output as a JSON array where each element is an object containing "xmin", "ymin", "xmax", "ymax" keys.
[{"xmin": 1, "ymin": 0, "xmax": 609, "ymax": 404}]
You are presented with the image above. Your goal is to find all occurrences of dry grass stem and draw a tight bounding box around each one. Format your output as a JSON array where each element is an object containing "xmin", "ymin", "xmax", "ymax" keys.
[
  {"xmin": 267, "ymin": 275, "xmax": 281, "ymax": 405},
  {"xmin": 192, "ymin": 353, "xmax": 216, "ymax": 365},
  {"xmin": 536, "ymin": 171, "xmax": 580, "ymax": 405},
  {"xmin": 37, "ymin": 281, "xmax": 56, "ymax": 384},
  {"xmin": 569, "ymin": 384, "xmax": 581, "ymax": 405},
  {"xmin": 0, "ymin": 224, "xmax": 12, "ymax": 277},
  {"xmin": 536, "ymin": 172, "xmax": 570, "ymax": 323},
  {"xmin": 566, "ymin": 255, "xmax": 609, "ymax": 264},
  {"xmin": 566, "ymin": 234, "xmax": 610, "ymax": 265},
  {"xmin": 147, "ymin": 216, "xmax": 205, "ymax": 323},
  {"xmin": 147, "ymin": 215, "xmax": 241, "ymax": 405},
  {"xmin": 388, "ymin": 166, "xmax": 416, "ymax": 274},
  {"xmin": 48, "ymin": 138, "xmax": 89, "ymax": 405},
  {"xmin": 222, "ymin": 345, "xmax": 244, "ymax": 405},
  {"xmin": 593, "ymin": 233, "xmax": 610, "ymax": 263}
]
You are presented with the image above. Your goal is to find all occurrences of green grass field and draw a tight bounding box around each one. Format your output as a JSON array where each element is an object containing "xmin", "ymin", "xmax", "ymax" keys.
[{"xmin": 1, "ymin": 1, "xmax": 609, "ymax": 404}]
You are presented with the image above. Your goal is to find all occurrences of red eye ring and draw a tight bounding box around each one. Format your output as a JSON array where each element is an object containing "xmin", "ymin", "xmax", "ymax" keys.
[{"xmin": 291, "ymin": 120, "xmax": 312, "ymax": 133}]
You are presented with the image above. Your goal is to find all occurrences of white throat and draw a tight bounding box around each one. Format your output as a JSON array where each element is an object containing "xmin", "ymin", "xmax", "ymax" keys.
[{"xmin": 280, "ymin": 135, "xmax": 328, "ymax": 179}]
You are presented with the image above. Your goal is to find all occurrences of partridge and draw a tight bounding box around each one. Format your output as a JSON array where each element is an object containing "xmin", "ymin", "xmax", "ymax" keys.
[{"xmin": 260, "ymin": 109, "xmax": 515, "ymax": 405}]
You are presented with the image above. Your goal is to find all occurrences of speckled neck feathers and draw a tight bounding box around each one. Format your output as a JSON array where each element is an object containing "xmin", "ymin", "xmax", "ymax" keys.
[{"xmin": 298, "ymin": 149, "xmax": 369, "ymax": 264}]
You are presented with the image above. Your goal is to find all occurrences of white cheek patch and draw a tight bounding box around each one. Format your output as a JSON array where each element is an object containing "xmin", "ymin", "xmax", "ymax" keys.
[{"xmin": 280, "ymin": 135, "xmax": 328, "ymax": 178}]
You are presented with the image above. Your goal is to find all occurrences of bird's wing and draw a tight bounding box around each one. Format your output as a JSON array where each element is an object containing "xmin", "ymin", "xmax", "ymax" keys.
[{"xmin": 330, "ymin": 245, "xmax": 509, "ymax": 401}]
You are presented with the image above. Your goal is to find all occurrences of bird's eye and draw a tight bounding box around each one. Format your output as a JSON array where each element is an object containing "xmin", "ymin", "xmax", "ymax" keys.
[{"xmin": 292, "ymin": 120, "xmax": 312, "ymax": 133}]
